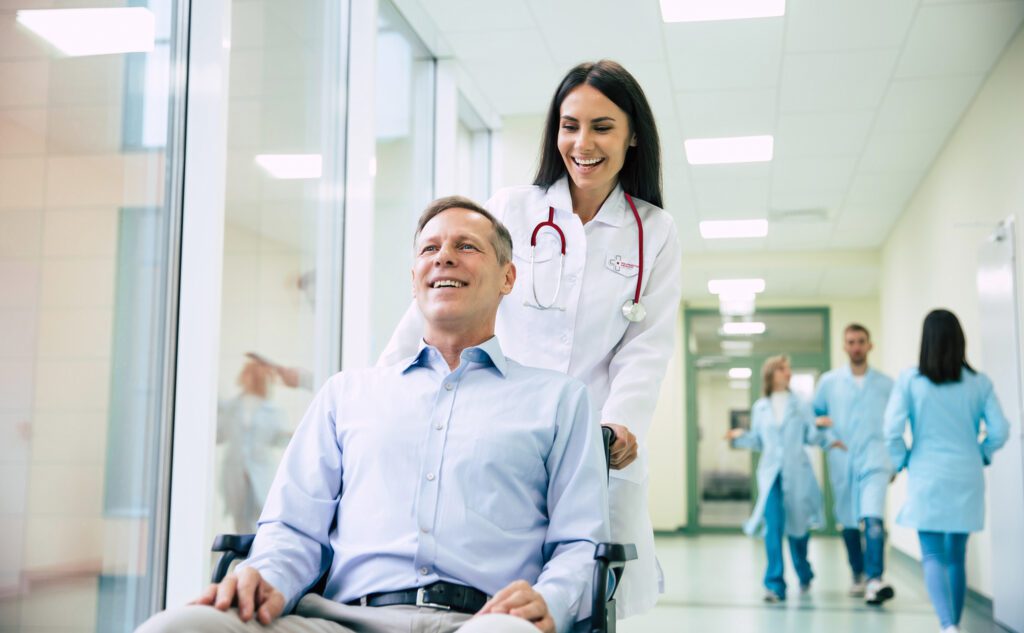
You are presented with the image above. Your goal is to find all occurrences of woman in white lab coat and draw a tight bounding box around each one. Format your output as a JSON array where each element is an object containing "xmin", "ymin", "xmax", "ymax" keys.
[
  {"xmin": 884, "ymin": 309, "xmax": 1009, "ymax": 633},
  {"xmin": 381, "ymin": 60, "xmax": 682, "ymax": 617}
]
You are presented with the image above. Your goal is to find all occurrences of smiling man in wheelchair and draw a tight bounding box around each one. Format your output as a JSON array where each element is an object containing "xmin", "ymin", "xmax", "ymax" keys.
[{"xmin": 138, "ymin": 196, "xmax": 617, "ymax": 633}]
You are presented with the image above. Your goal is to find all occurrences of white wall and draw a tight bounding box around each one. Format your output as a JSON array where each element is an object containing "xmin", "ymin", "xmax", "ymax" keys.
[
  {"xmin": 495, "ymin": 114, "xmax": 544, "ymax": 191},
  {"xmin": 877, "ymin": 29, "xmax": 1024, "ymax": 599}
]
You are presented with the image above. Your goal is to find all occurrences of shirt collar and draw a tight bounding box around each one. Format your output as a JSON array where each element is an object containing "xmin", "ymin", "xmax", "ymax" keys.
[
  {"xmin": 543, "ymin": 176, "xmax": 627, "ymax": 227},
  {"xmin": 401, "ymin": 335, "xmax": 508, "ymax": 377}
]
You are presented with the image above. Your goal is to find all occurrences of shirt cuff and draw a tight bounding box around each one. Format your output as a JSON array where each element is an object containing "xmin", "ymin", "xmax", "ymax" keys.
[{"xmin": 534, "ymin": 582, "xmax": 574, "ymax": 633}]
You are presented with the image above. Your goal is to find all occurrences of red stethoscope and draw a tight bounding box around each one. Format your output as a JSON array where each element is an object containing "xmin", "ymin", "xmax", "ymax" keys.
[{"xmin": 530, "ymin": 192, "xmax": 647, "ymax": 322}]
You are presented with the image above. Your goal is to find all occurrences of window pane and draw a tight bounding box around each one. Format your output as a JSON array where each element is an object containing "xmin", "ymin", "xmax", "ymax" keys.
[
  {"xmin": 0, "ymin": 1, "xmax": 183, "ymax": 631},
  {"xmin": 211, "ymin": 0, "xmax": 345, "ymax": 538},
  {"xmin": 370, "ymin": 0, "xmax": 435, "ymax": 360}
]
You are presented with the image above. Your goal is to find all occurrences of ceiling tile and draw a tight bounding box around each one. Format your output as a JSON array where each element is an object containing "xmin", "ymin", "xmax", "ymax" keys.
[
  {"xmin": 829, "ymin": 207, "xmax": 901, "ymax": 248},
  {"xmin": 663, "ymin": 19, "xmax": 785, "ymax": 92},
  {"xmin": 772, "ymin": 155, "xmax": 859, "ymax": 193},
  {"xmin": 420, "ymin": 0, "xmax": 536, "ymax": 32},
  {"xmin": 780, "ymin": 49, "xmax": 899, "ymax": 113},
  {"xmin": 845, "ymin": 170, "xmax": 925, "ymax": 211},
  {"xmin": 675, "ymin": 88, "xmax": 776, "ymax": 138},
  {"xmin": 770, "ymin": 189, "xmax": 847, "ymax": 215},
  {"xmin": 774, "ymin": 110, "xmax": 875, "ymax": 158},
  {"xmin": 693, "ymin": 177, "xmax": 771, "ymax": 217},
  {"xmin": 764, "ymin": 222, "xmax": 835, "ymax": 251},
  {"xmin": 895, "ymin": 1, "xmax": 1024, "ymax": 78},
  {"xmin": 527, "ymin": 0, "xmax": 666, "ymax": 65},
  {"xmin": 784, "ymin": 0, "xmax": 918, "ymax": 52},
  {"xmin": 859, "ymin": 130, "xmax": 948, "ymax": 172},
  {"xmin": 874, "ymin": 74, "xmax": 985, "ymax": 132},
  {"xmin": 446, "ymin": 28, "xmax": 551, "ymax": 64}
]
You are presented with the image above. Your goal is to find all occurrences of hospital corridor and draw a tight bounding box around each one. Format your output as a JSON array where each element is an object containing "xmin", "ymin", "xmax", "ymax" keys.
[{"xmin": 1, "ymin": 1, "xmax": 1023, "ymax": 632}]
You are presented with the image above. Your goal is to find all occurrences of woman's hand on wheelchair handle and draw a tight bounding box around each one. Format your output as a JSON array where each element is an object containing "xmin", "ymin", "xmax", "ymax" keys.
[{"xmin": 603, "ymin": 423, "xmax": 638, "ymax": 470}]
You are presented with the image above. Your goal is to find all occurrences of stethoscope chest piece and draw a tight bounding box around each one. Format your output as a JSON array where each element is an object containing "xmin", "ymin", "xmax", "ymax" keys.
[{"xmin": 622, "ymin": 300, "xmax": 646, "ymax": 323}]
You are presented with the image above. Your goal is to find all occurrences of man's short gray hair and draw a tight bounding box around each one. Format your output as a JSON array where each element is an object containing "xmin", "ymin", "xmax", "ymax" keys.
[{"xmin": 414, "ymin": 196, "xmax": 513, "ymax": 265}]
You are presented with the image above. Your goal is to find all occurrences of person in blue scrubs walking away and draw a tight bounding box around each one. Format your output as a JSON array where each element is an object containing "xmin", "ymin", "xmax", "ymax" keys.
[
  {"xmin": 884, "ymin": 309, "xmax": 1009, "ymax": 633},
  {"xmin": 727, "ymin": 355, "xmax": 844, "ymax": 602},
  {"xmin": 813, "ymin": 324, "xmax": 896, "ymax": 604}
]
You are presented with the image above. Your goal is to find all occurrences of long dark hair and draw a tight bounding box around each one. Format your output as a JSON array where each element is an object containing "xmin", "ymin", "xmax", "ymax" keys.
[
  {"xmin": 533, "ymin": 60, "xmax": 663, "ymax": 209},
  {"xmin": 919, "ymin": 309, "xmax": 975, "ymax": 383}
]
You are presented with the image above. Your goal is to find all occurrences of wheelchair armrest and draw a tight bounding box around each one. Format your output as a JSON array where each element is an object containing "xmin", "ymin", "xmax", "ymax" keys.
[
  {"xmin": 211, "ymin": 533, "xmax": 255, "ymax": 583},
  {"xmin": 589, "ymin": 542, "xmax": 637, "ymax": 633}
]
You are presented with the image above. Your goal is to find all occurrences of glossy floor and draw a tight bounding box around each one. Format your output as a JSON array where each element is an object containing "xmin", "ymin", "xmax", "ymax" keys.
[{"xmin": 619, "ymin": 534, "xmax": 1008, "ymax": 633}]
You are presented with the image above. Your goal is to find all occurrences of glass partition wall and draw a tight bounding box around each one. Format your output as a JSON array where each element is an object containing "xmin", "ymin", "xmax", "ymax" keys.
[{"xmin": 0, "ymin": 1, "xmax": 187, "ymax": 631}]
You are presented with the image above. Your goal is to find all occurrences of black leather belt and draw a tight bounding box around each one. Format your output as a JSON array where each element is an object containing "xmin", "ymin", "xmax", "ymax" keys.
[{"xmin": 348, "ymin": 581, "xmax": 489, "ymax": 614}]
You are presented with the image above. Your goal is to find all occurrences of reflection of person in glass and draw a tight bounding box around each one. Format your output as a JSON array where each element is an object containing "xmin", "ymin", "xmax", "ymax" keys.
[{"xmin": 218, "ymin": 359, "xmax": 291, "ymax": 532}]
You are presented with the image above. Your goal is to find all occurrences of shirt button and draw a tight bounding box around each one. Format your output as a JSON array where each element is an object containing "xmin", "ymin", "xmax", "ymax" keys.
[
  {"xmin": 421, "ymin": 527, "xmax": 430, "ymax": 534},
  {"xmin": 420, "ymin": 567, "xmax": 429, "ymax": 575},
  {"xmin": 435, "ymin": 424, "xmax": 443, "ymax": 430},
  {"xmin": 561, "ymin": 334, "xmax": 570, "ymax": 344},
  {"xmin": 444, "ymin": 383, "xmax": 454, "ymax": 391},
  {"xmin": 426, "ymin": 473, "xmax": 435, "ymax": 481}
]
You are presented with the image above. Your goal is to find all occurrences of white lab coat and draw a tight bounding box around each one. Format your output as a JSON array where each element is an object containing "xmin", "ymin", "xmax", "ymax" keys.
[
  {"xmin": 380, "ymin": 176, "xmax": 683, "ymax": 617},
  {"xmin": 217, "ymin": 394, "xmax": 291, "ymax": 533}
]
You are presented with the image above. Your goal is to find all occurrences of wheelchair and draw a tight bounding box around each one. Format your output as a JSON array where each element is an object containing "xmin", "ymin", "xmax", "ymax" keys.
[{"xmin": 211, "ymin": 427, "xmax": 636, "ymax": 633}]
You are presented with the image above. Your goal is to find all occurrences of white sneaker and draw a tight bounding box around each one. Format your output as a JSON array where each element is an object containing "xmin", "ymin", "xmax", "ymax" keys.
[
  {"xmin": 848, "ymin": 575, "xmax": 866, "ymax": 597},
  {"xmin": 865, "ymin": 578, "xmax": 895, "ymax": 604},
  {"xmin": 763, "ymin": 589, "xmax": 784, "ymax": 603},
  {"xmin": 939, "ymin": 626, "xmax": 959, "ymax": 633}
]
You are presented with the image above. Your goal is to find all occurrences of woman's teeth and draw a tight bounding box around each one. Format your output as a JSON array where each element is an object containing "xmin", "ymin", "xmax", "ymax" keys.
[{"xmin": 574, "ymin": 157, "xmax": 603, "ymax": 166}]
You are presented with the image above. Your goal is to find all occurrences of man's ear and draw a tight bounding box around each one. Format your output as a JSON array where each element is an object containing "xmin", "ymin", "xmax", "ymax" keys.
[
  {"xmin": 501, "ymin": 262, "xmax": 516, "ymax": 296},
  {"xmin": 411, "ymin": 269, "xmax": 417, "ymax": 298}
]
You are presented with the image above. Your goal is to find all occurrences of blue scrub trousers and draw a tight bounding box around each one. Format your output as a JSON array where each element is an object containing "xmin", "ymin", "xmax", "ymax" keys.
[
  {"xmin": 841, "ymin": 517, "xmax": 885, "ymax": 580},
  {"xmin": 918, "ymin": 531, "xmax": 969, "ymax": 629},
  {"xmin": 763, "ymin": 475, "xmax": 813, "ymax": 597}
]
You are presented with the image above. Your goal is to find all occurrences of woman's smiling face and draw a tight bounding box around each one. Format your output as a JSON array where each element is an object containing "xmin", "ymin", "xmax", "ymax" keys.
[{"xmin": 557, "ymin": 83, "xmax": 635, "ymax": 198}]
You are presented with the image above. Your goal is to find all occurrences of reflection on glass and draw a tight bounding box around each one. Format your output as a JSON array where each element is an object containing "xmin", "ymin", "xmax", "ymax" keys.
[
  {"xmin": 0, "ymin": 1, "xmax": 181, "ymax": 631},
  {"xmin": 217, "ymin": 360, "xmax": 290, "ymax": 532},
  {"xmin": 213, "ymin": 0, "xmax": 336, "ymax": 539}
]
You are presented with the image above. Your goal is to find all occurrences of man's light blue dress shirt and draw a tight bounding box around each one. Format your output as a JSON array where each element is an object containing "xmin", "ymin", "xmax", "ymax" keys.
[{"xmin": 239, "ymin": 336, "xmax": 610, "ymax": 633}]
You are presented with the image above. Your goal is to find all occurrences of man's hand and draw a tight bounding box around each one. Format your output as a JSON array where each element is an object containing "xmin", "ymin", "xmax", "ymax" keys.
[
  {"xmin": 815, "ymin": 416, "xmax": 833, "ymax": 428},
  {"xmin": 603, "ymin": 423, "xmax": 638, "ymax": 469},
  {"xmin": 477, "ymin": 580, "xmax": 554, "ymax": 633},
  {"xmin": 829, "ymin": 440, "xmax": 848, "ymax": 451},
  {"xmin": 190, "ymin": 567, "xmax": 285, "ymax": 625},
  {"xmin": 724, "ymin": 428, "xmax": 746, "ymax": 441}
]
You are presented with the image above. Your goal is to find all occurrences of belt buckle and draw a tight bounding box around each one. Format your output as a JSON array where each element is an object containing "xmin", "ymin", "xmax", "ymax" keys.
[{"xmin": 415, "ymin": 587, "xmax": 451, "ymax": 611}]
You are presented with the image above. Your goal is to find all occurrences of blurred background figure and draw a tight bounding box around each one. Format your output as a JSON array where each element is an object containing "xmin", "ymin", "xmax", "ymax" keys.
[
  {"xmin": 884, "ymin": 309, "xmax": 1010, "ymax": 633},
  {"xmin": 726, "ymin": 355, "xmax": 842, "ymax": 603},
  {"xmin": 217, "ymin": 358, "xmax": 291, "ymax": 533}
]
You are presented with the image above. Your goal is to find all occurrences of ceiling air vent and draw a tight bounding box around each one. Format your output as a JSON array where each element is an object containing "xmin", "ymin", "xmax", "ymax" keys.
[{"xmin": 768, "ymin": 208, "xmax": 829, "ymax": 224}]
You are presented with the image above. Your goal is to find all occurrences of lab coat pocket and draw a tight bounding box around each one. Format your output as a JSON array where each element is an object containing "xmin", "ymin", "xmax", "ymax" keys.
[{"xmin": 466, "ymin": 426, "xmax": 547, "ymax": 531}]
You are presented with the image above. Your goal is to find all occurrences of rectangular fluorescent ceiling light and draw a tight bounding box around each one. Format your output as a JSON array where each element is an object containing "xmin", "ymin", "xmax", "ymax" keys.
[
  {"xmin": 255, "ymin": 154, "xmax": 323, "ymax": 180},
  {"xmin": 723, "ymin": 321, "xmax": 766, "ymax": 335},
  {"xmin": 700, "ymin": 219, "xmax": 768, "ymax": 239},
  {"xmin": 708, "ymin": 279, "xmax": 765, "ymax": 295},
  {"xmin": 16, "ymin": 8, "xmax": 155, "ymax": 57},
  {"xmin": 660, "ymin": 0, "xmax": 785, "ymax": 23},
  {"xmin": 728, "ymin": 367, "xmax": 752, "ymax": 379},
  {"xmin": 685, "ymin": 135, "xmax": 774, "ymax": 165}
]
